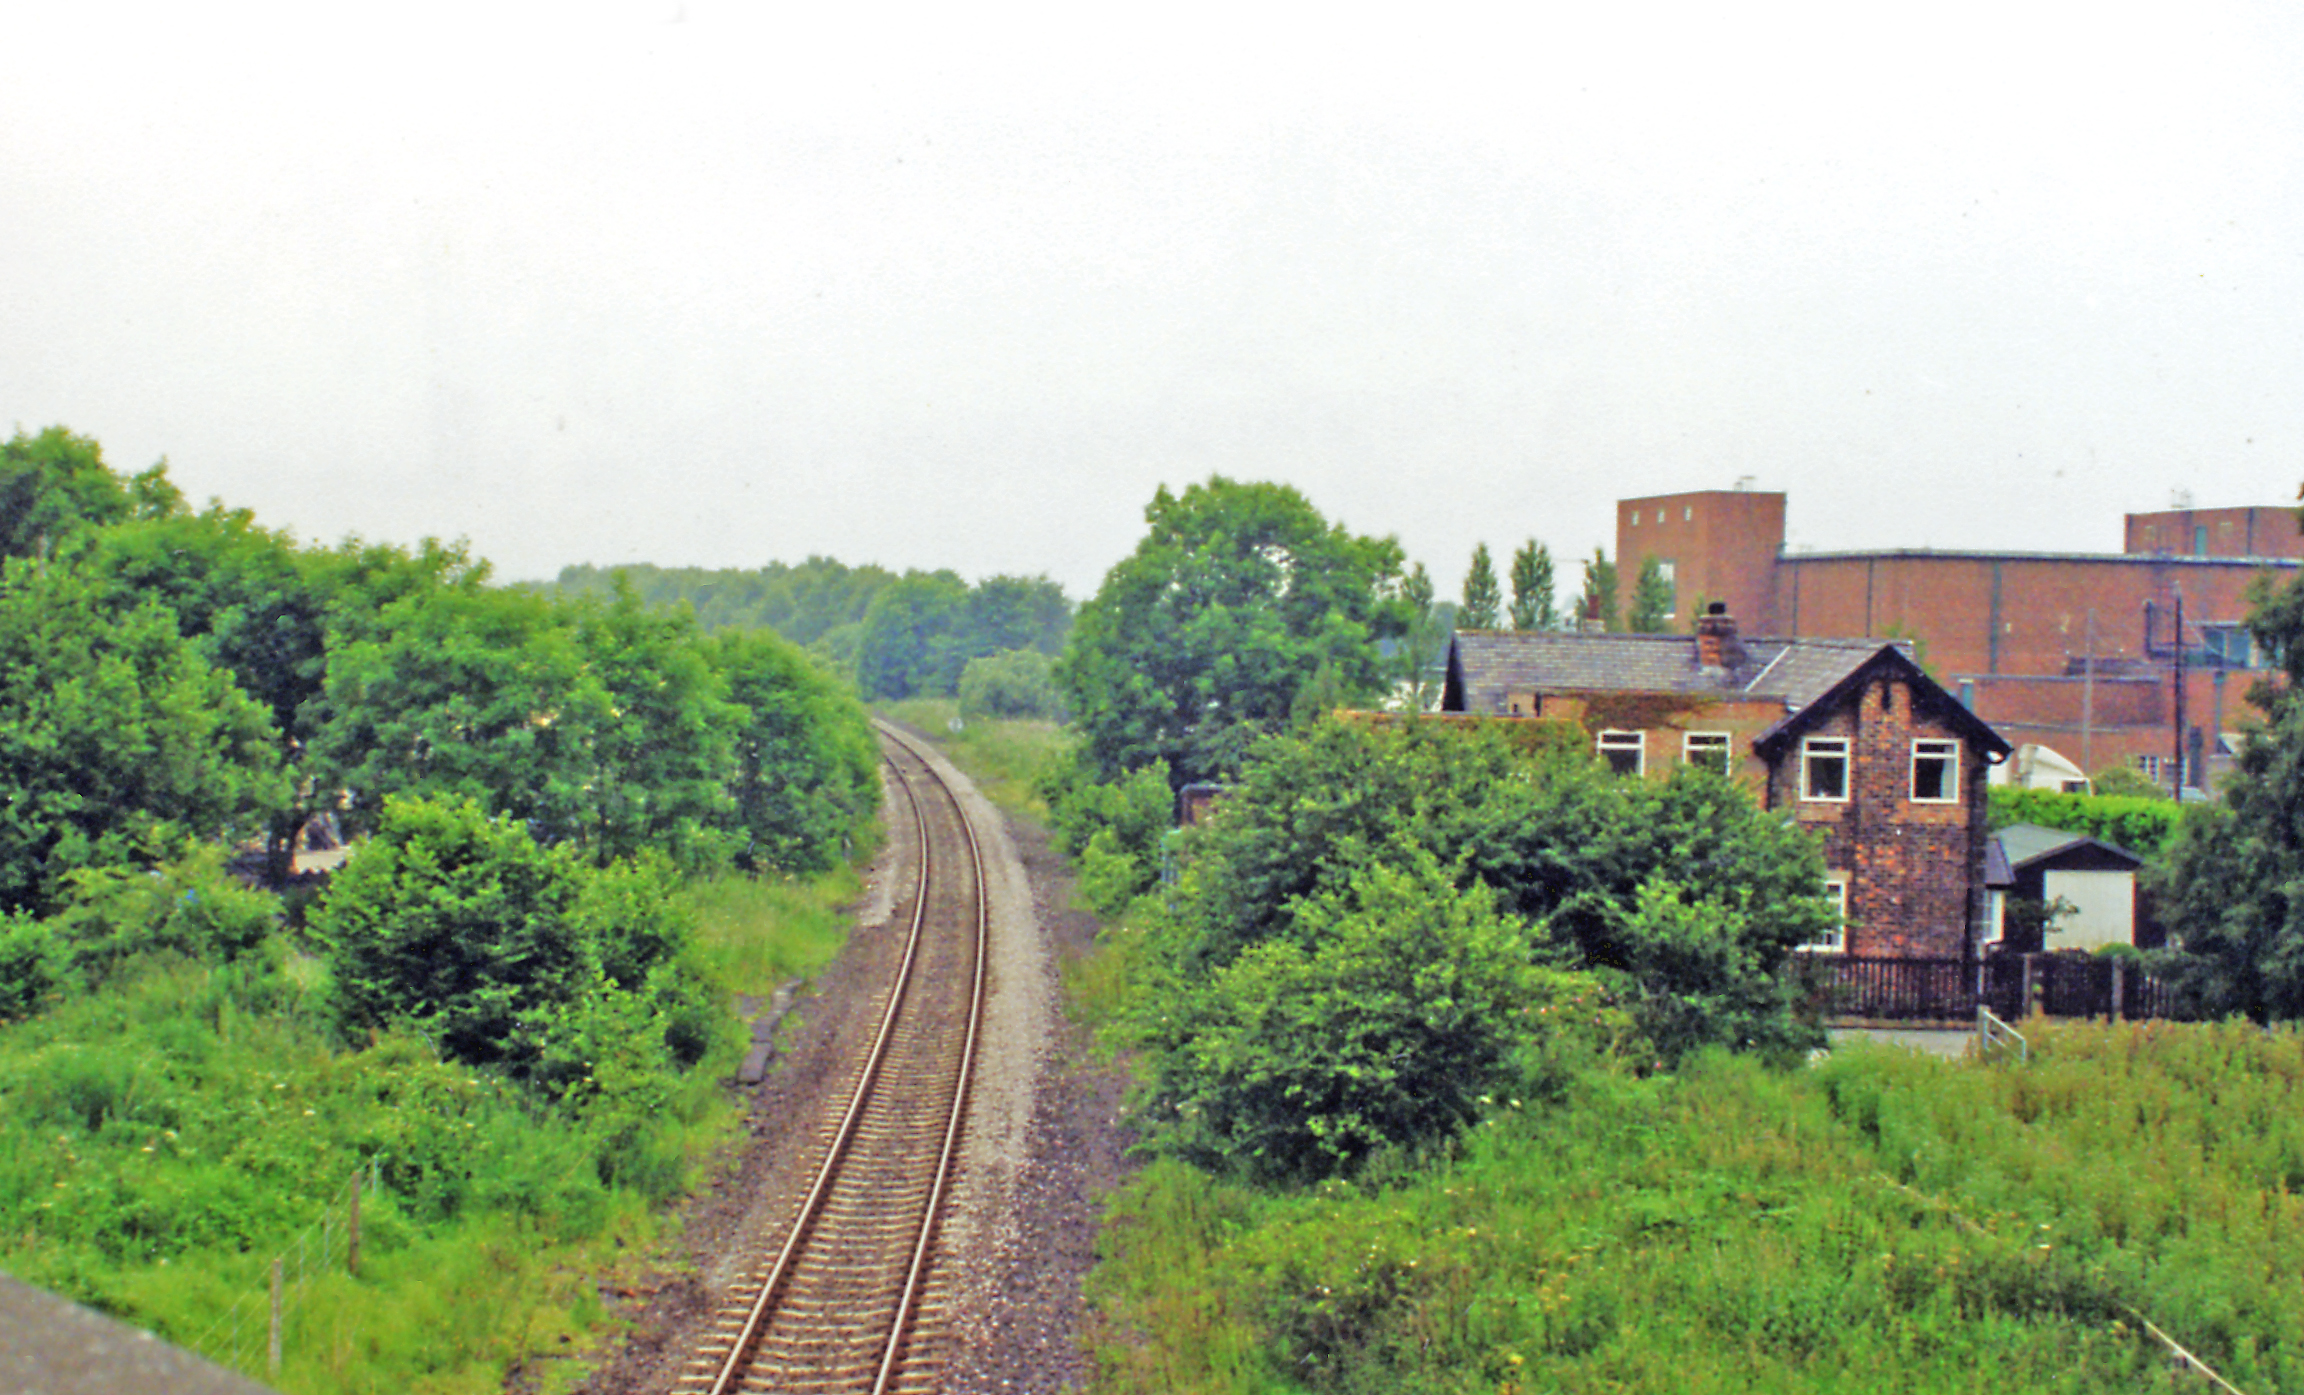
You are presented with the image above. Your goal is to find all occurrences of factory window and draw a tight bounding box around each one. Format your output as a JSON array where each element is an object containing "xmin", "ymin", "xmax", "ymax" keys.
[
  {"xmin": 1684, "ymin": 505, "xmax": 1693, "ymax": 522},
  {"xmin": 1911, "ymin": 739, "xmax": 1960, "ymax": 802},
  {"xmin": 1801, "ymin": 737, "xmax": 1850, "ymax": 802},
  {"xmin": 1597, "ymin": 729, "xmax": 1645, "ymax": 777},
  {"xmin": 1683, "ymin": 731, "xmax": 1731, "ymax": 774}
]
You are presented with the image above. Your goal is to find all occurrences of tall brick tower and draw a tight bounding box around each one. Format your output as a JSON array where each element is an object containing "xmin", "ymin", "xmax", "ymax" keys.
[{"xmin": 1615, "ymin": 488, "xmax": 1787, "ymax": 633}]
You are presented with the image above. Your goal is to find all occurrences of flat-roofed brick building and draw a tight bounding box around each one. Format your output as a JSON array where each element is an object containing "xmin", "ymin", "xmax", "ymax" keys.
[{"xmin": 1612, "ymin": 489, "xmax": 2299, "ymax": 786}]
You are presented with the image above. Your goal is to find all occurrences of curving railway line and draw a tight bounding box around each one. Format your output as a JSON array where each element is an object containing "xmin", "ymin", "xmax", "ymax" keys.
[{"xmin": 672, "ymin": 722, "xmax": 988, "ymax": 1395}]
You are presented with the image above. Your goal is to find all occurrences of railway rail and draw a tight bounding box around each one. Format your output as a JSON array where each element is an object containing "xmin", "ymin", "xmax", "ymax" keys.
[{"xmin": 673, "ymin": 723, "xmax": 988, "ymax": 1394}]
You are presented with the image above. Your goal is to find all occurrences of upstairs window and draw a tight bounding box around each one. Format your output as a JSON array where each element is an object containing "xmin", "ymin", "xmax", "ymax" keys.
[
  {"xmin": 1798, "ymin": 875, "xmax": 1849, "ymax": 953},
  {"xmin": 1801, "ymin": 737, "xmax": 1850, "ymax": 802},
  {"xmin": 1683, "ymin": 731, "xmax": 1731, "ymax": 775},
  {"xmin": 1911, "ymin": 739, "xmax": 1960, "ymax": 802},
  {"xmin": 1597, "ymin": 729, "xmax": 1645, "ymax": 777}
]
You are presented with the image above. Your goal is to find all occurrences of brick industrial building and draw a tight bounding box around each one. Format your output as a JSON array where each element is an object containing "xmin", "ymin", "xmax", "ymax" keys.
[{"xmin": 1614, "ymin": 490, "xmax": 2302, "ymax": 788}]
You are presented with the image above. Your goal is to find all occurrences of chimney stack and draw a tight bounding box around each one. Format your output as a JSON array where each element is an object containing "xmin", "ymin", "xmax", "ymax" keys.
[{"xmin": 1696, "ymin": 601, "xmax": 1744, "ymax": 671}]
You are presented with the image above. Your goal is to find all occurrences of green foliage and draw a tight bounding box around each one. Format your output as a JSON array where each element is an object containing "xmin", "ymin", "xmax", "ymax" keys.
[
  {"xmin": 1057, "ymin": 477, "xmax": 1406, "ymax": 788},
  {"xmin": 49, "ymin": 845, "xmax": 280, "ymax": 982},
  {"xmin": 313, "ymin": 797, "xmax": 596, "ymax": 1072},
  {"xmin": 855, "ymin": 569, "xmax": 969, "ymax": 700},
  {"xmin": 1048, "ymin": 760, "xmax": 1174, "ymax": 916},
  {"xmin": 0, "ymin": 911, "xmax": 68, "ymax": 1020},
  {"xmin": 2088, "ymin": 764, "xmax": 2170, "ymax": 800},
  {"xmin": 1090, "ymin": 1025, "xmax": 2304, "ymax": 1394},
  {"xmin": 2150, "ymin": 562, "xmax": 2304, "ymax": 1021},
  {"xmin": 1106, "ymin": 718, "xmax": 1827, "ymax": 1184},
  {"xmin": 958, "ymin": 648, "xmax": 1066, "ymax": 722},
  {"xmin": 1458, "ymin": 542, "xmax": 1501, "ymax": 629},
  {"xmin": 709, "ymin": 628, "xmax": 880, "ymax": 872},
  {"xmin": 1509, "ymin": 538, "xmax": 1557, "ymax": 631},
  {"xmin": 854, "ymin": 570, "xmax": 1073, "ymax": 701},
  {"xmin": 1578, "ymin": 547, "xmax": 1618, "ymax": 630},
  {"xmin": 1161, "ymin": 719, "xmax": 1829, "ymax": 1063},
  {"xmin": 1986, "ymin": 786, "xmax": 2184, "ymax": 857},
  {"xmin": 553, "ymin": 555, "xmax": 898, "ymax": 649},
  {"xmin": 1629, "ymin": 553, "xmax": 1675, "ymax": 633},
  {"xmin": 1392, "ymin": 561, "xmax": 1446, "ymax": 712},
  {"xmin": 0, "ymin": 558, "xmax": 285, "ymax": 913},
  {"xmin": 1140, "ymin": 851, "xmax": 1629, "ymax": 1183},
  {"xmin": 310, "ymin": 797, "xmax": 711, "ymax": 1089},
  {"xmin": 0, "ymin": 426, "xmax": 134, "ymax": 559}
]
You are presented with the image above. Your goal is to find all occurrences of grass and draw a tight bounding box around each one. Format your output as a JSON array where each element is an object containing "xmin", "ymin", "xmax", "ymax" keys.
[
  {"xmin": 680, "ymin": 865, "xmax": 858, "ymax": 997},
  {"xmin": 0, "ymin": 861, "xmax": 865, "ymax": 1394},
  {"xmin": 876, "ymin": 698, "xmax": 1073, "ymax": 821},
  {"xmin": 1084, "ymin": 1022, "xmax": 2304, "ymax": 1394}
]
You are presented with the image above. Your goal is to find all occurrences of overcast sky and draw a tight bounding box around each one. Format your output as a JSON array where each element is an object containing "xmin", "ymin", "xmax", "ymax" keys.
[{"xmin": 6, "ymin": 3, "xmax": 2301, "ymax": 600}]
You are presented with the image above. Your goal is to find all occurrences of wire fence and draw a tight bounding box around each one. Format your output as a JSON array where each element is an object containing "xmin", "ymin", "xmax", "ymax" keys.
[{"xmin": 184, "ymin": 1159, "xmax": 377, "ymax": 1380}]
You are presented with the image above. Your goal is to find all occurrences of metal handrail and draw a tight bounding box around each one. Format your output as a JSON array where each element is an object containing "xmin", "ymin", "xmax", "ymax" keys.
[{"xmin": 1975, "ymin": 1004, "xmax": 2028, "ymax": 1062}]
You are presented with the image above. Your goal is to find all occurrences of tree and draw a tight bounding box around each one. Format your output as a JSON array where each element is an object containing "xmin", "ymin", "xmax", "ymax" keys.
[
  {"xmin": 708, "ymin": 628, "xmax": 880, "ymax": 872},
  {"xmin": 0, "ymin": 426, "xmax": 136, "ymax": 560},
  {"xmin": 958, "ymin": 648, "xmax": 1066, "ymax": 722},
  {"xmin": 313, "ymin": 796, "xmax": 600, "ymax": 1074},
  {"xmin": 1577, "ymin": 549, "xmax": 1619, "ymax": 631},
  {"xmin": 1055, "ymin": 477, "xmax": 1405, "ymax": 787},
  {"xmin": 1629, "ymin": 555, "xmax": 1674, "ymax": 633},
  {"xmin": 854, "ymin": 570, "xmax": 968, "ymax": 699},
  {"xmin": 0, "ymin": 559, "xmax": 285, "ymax": 913},
  {"xmin": 2149, "ymin": 560, "xmax": 2304, "ymax": 1020},
  {"xmin": 1394, "ymin": 561, "xmax": 1447, "ymax": 712},
  {"xmin": 1459, "ymin": 543, "xmax": 1502, "ymax": 629},
  {"xmin": 1509, "ymin": 540, "xmax": 1557, "ymax": 631},
  {"xmin": 959, "ymin": 574, "xmax": 1071, "ymax": 658},
  {"xmin": 1164, "ymin": 717, "xmax": 1830, "ymax": 1059},
  {"xmin": 1142, "ymin": 850, "xmax": 1616, "ymax": 1183}
]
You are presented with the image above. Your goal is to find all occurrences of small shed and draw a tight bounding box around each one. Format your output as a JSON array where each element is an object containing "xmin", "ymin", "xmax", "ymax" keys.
[{"xmin": 1986, "ymin": 822, "xmax": 2157, "ymax": 952}]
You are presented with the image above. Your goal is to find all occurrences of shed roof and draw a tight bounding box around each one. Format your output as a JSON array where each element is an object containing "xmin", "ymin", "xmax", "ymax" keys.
[{"xmin": 1981, "ymin": 816, "xmax": 2138, "ymax": 871}]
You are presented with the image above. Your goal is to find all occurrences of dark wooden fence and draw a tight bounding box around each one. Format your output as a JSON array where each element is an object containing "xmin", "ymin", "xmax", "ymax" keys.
[{"xmin": 1801, "ymin": 953, "xmax": 2185, "ymax": 1023}]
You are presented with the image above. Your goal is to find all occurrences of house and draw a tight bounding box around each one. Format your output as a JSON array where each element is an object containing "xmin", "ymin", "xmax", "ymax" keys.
[
  {"xmin": 1443, "ymin": 603, "xmax": 2013, "ymax": 959},
  {"xmin": 1613, "ymin": 487, "xmax": 2297, "ymax": 789},
  {"xmin": 1984, "ymin": 823, "xmax": 2159, "ymax": 953}
]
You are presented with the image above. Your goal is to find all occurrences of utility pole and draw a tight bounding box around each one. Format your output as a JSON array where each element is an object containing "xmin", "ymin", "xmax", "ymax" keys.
[
  {"xmin": 2172, "ymin": 586, "xmax": 2187, "ymax": 798},
  {"xmin": 2082, "ymin": 607, "xmax": 2096, "ymax": 779}
]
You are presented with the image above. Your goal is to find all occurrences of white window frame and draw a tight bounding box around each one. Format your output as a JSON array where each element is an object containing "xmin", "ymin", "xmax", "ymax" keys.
[
  {"xmin": 1597, "ymin": 729, "xmax": 1645, "ymax": 777},
  {"xmin": 1910, "ymin": 738, "xmax": 1960, "ymax": 803},
  {"xmin": 1800, "ymin": 737, "xmax": 1850, "ymax": 802},
  {"xmin": 1799, "ymin": 875, "xmax": 1850, "ymax": 953},
  {"xmin": 1682, "ymin": 730, "xmax": 1732, "ymax": 774}
]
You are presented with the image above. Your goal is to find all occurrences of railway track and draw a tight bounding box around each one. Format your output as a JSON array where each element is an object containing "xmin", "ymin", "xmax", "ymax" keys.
[{"xmin": 673, "ymin": 723, "xmax": 988, "ymax": 1395}]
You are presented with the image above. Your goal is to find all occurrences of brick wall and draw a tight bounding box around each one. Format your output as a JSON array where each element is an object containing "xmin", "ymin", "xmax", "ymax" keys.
[
  {"xmin": 2126, "ymin": 506, "xmax": 2304, "ymax": 560},
  {"xmin": 1616, "ymin": 491, "xmax": 1787, "ymax": 632},
  {"xmin": 1764, "ymin": 676, "xmax": 1984, "ymax": 957}
]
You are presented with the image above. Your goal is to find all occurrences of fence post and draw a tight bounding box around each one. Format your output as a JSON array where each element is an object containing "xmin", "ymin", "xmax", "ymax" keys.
[
  {"xmin": 348, "ymin": 1167, "xmax": 361, "ymax": 1279},
  {"xmin": 2111, "ymin": 957, "xmax": 2125, "ymax": 1023},
  {"xmin": 2022, "ymin": 955, "xmax": 2038, "ymax": 1018},
  {"xmin": 269, "ymin": 1256, "xmax": 284, "ymax": 1377}
]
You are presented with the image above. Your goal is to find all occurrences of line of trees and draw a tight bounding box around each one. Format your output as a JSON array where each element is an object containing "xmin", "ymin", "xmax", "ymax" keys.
[
  {"xmin": 555, "ymin": 558, "xmax": 1072, "ymax": 711},
  {"xmin": 0, "ymin": 424, "xmax": 879, "ymax": 1019}
]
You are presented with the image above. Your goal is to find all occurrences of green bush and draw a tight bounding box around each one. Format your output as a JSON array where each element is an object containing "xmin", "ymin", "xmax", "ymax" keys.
[
  {"xmin": 1987, "ymin": 786, "xmax": 2186, "ymax": 857},
  {"xmin": 1136, "ymin": 849, "xmax": 1633, "ymax": 1184},
  {"xmin": 958, "ymin": 648, "xmax": 1066, "ymax": 722}
]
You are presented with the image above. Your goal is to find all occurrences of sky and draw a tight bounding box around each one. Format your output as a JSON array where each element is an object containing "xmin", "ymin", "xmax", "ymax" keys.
[{"xmin": 6, "ymin": 2, "xmax": 2303, "ymax": 601}]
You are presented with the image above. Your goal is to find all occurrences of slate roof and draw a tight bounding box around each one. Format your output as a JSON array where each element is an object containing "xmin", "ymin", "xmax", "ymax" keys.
[
  {"xmin": 1985, "ymin": 822, "xmax": 2144, "ymax": 887},
  {"xmin": 1443, "ymin": 628, "xmax": 2013, "ymax": 761},
  {"xmin": 1444, "ymin": 630, "xmax": 1896, "ymax": 716}
]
